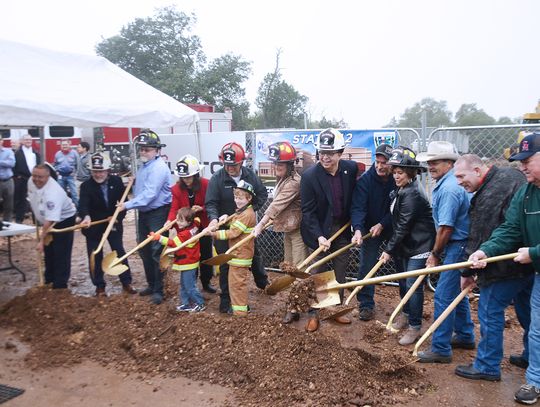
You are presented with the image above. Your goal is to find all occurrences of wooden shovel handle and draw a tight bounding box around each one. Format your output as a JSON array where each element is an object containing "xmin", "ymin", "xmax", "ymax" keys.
[
  {"xmin": 225, "ymin": 220, "xmax": 273, "ymax": 255},
  {"xmin": 332, "ymin": 252, "xmax": 518, "ymax": 291},
  {"xmin": 345, "ymin": 258, "xmax": 384, "ymax": 305},
  {"xmin": 386, "ymin": 274, "xmax": 426, "ymax": 331},
  {"xmin": 94, "ymin": 178, "xmax": 134, "ymax": 254},
  {"xmin": 115, "ymin": 220, "xmax": 176, "ymax": 265},
  {"xmin": 296, "ymin": 221, "xmax": 352, "ymax": 269},
  {"xmin": 49, "ymin": 217, "xmax": 111, "ymax": 233},
  {"xmin": 413, "ymin": 284, "xmax": 475, "ymax": 356}
]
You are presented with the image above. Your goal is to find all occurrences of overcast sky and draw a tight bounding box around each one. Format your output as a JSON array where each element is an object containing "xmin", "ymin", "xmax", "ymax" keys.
[{"xmin": 2, "ymin": 0, "xmax": 539, "ymax": 128}]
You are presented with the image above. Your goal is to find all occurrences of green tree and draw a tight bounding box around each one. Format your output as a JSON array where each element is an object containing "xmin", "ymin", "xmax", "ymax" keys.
[
  {"xmin": 254, "ymin": 50, "xmax": 308, "ymax": 129},
  {"xmin": 386, "ymin": 97, "xmax": 453, "ymax": 128},
  {"xmin": 454, "ymin": 103, "xmax": 496, "ymax": 126},
  {"xmin": 96, "ymin": 6, "xmax": 251, "ymax": 129},
  {"xmin": 310, "ymin": 116, "xmax": 348, "ymax": 129}
]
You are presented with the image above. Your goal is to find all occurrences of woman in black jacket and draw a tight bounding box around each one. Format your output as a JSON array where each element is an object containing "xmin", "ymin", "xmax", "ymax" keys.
[{"xmin": 380, "ymin": 147, "xmax": 436, "ymax": 346}]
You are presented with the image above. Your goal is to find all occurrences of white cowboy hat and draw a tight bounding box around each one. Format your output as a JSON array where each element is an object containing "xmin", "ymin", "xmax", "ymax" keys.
[{"xmin": 417, "ymin": 141, "xmax": 459, "ymax": 162}]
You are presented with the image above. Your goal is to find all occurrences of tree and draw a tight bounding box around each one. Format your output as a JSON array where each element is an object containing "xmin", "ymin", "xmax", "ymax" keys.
[
  {"xmin": 454, "ymin": 103, "xmax": 496, "ymax": 126},
  {"xmin": 96, "ymin": 6, "xmax": 252, "ymax": 129},
  {"xmin": 386, "ymin": 98, "xmax": 453, "ymax": 128},
  {"xmin": 254, "ymin": 50, "xmax": 308, "ymax": 129},
  {"xmin": 310, "ymin": 116, "xmax": 348, "ymax": 129}
]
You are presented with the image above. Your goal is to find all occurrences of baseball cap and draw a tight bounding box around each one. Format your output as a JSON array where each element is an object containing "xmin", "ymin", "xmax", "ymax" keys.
[
  {"xmin": 509, "ymin": 133, "xmax": 540, "ymax": 162},
  {"xmin": 375, "ymin": 144, "xmax": 393, "ymax": 160}
]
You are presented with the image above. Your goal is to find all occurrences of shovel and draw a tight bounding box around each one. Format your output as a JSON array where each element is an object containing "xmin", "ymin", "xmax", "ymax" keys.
[
  {"xmin": 202, "ymin": 220, "xmax": 273, "ymax": 266},
  {"xmin": 102, "ymin": 220, "xmax": 176, "ymax": 276},
  {"xmin": 384, "ymin": 274, "xmax": 426, "ymax": 333},
  {"xmin": 265, "ymin": 221, "xmax": 353, "ymax": 295},
  {"xmin": 35, "ymin": 224, "xmax": 44, "ymax": 286},
  {"xmin": 44, "ymin": 217, "xmax": 112, "ymax": 246},
  {"xmin": 89, "ymin": 178, "xmax": 134, "ymax": 275},
  {"xmin": 321, "ymin": 259, "xmax": 385, "ymax": 321},
  {"xmin": 310, "ymin": 253, "xmax": 518, "ymax": 309},
  {"xmin": 413, "ymin": 284, "xmax": 475, "ymax": 357}
]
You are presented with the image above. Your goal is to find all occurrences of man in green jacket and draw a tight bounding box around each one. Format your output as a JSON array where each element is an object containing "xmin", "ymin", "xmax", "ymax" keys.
[{"xmin": 469, "ymin": 132, "xmax": 540, "ymax": 405}]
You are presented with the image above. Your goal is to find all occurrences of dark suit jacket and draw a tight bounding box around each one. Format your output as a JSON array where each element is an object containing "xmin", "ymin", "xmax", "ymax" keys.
[
  {"xmin": 300, "ymin": 160, "xmax": 358, "ymax": 249},
  {"xmin": 78, "ymin": 175, "xmax": 126, "ymax": 239},
  {"xmin": 14, "ymin": 148, "xmax": 41, "ymax": 178}
]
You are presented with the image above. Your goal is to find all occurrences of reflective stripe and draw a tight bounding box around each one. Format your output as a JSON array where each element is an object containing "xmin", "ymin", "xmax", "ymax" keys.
[
  {"xmin": 231, "ymin": 220, "xmax": 249, "ymax": 233},
  {"xmin": 172, "ymin": 262, "xmax": 200, "ymax": 271},
  {"xmin": 232, "ymin": 304, "xmax": 248, "ymax": 312},
  {"xmin": 216, "ymin": 230, "xmax": 228, "ymax": 240},
  {"xmin": 228, "ymin": 258, "xmax": 252, "ymax": 267}
]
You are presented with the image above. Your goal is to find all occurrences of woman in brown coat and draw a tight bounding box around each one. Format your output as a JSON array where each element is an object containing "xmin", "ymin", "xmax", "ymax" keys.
[{"xmin": 253, "ymin": 141, "xmax": 308, "ymax": 323}]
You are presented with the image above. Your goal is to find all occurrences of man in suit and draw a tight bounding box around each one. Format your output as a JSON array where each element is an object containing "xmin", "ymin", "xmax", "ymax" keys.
[
  {"xmin": 79, "ymin": 151, "xmax": 136, "ymax": 296},
  {"xmin": 301, "ymin": 128, "xmax": 358, "ymax": 332},
  {"xmin": 13, "ymin": 134, "xmax": 40, "ymax": 223}
]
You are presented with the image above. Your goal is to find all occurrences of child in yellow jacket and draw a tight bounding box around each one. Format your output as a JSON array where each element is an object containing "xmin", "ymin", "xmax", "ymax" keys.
[{"xmin": 211, "ymin": 180, "xmax": 256, "ymax": 316}]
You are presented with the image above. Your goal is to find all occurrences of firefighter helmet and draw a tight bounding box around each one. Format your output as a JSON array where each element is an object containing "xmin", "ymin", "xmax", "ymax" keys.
[
  {"xmin": 175, "ymin": 154, "xmax": 204, "ymax": 177},
  {"xmin": 135, "ymin": 129, "xmax": 166, "ymax": 148},
  {"xmin": 233, "ymin": 180, "xmax": 256, "ymax": 197},
  {"xmin": 89, "ymin": 151, "xmax": 111, "ymax": 171},
  {"xmin": 314, "ymin": 128, "xmax": 346, "ymax": 151},
  {"xmin": 388, "ymin": 147, "xmax": 426, "ymax": 171},
  {"xmin": 267, "ymin": 141, "xmax": 297, "ymax": 163},
  {"xmin": 219, "ymin": 142, "xmax": 245, "ymax": 164}
]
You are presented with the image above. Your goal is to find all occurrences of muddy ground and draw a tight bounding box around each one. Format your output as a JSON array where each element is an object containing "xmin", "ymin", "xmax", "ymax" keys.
[{"xmin": 0, "ymin": 213, "xmax": 528, "ymax": 406}]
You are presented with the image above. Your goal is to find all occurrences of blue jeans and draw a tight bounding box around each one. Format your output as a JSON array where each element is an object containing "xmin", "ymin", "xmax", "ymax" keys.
[
  {"xmin": 474, "ymin": 274, "xmax": 533, "ymax": 375},
  {"xmin": 398, "ymin": 257, "xmax": 426, "ymax": 328},
  {"xmin": 526, "ymin": 274, "xmax": 540, "ymax": 388},
  {"xmin": 179, "ymin": 268, "xmax": 204, "ymax": 307},
  {"xmin": 58, "ymin": 175, "xmax": 79, "ymax": 208},
  {"xmin": 137, "ymin": 205, "xmax": 170, "ymax": 295},
  {"xmin": 356, "ymin": 236, "xmax": 382, "ymax": 310},
  {"xmin": 431, "ymin": 241, "xmax": 475, "ymax": 356}
]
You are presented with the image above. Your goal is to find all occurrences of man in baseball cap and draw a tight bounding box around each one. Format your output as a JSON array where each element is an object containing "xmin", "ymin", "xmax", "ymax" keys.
[{"xmin": 509, "ymin": 132, "xmax": 540, "ymax": 162}]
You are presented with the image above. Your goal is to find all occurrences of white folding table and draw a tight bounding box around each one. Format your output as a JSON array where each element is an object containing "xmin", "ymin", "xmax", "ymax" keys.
[{"xmin": 0, "ymin": 222, "xmax": 36, "ymax": 281}]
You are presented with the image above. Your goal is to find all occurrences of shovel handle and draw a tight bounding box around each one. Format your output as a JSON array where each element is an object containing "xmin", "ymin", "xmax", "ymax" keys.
[
  {"xmin": 49, "ymin": 217, "xmax": 112, "ymax": 233},
  {"xmin": 296, "ymin": 221, "xmax": 352, "ymax": 269},
  {"xmin": 413, "ymin": 284, "xmax": 475, "ymax": 356},
  {"xmin": 386, "ymin": 274, "xmax": 426, "ymax": 331},
  {"xmin": 94, "ymin": 178, "xmax": 134, "ymax": 254},
  {"xmin": 326, "ymin": 253, "xmax": 518, "ymax": 291},
  {"xmin": 35, "ymin": 224, "xmax": 44, "ymax": 286},
  {"xmin": 345, "ymin": 259, "xmax": 384, "ymax": 305},
  {"xmin": 225, "ymin": 220, "xmax": 273, "ymax": 255},
  {"xmin": 114, "ymin": 220, "xmax": 176, "ymax": 266}
]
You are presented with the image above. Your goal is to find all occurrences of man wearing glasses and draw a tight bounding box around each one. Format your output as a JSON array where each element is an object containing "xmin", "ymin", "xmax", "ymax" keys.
[
  {"xmin": 470, "ymin": 133, "xmax": 540, "ymax": 405},
  {"xmin": 300, "ymin": 128, "xmax": 358, "ymax": 332}
]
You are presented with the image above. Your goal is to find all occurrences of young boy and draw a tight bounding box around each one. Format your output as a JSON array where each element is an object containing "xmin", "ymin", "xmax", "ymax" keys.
[
  {"xmin": 152, "ymin": 207, "xmax": 206, "ymax": 312},
  {"xmin": 211, "ymin": 180, "xmax": 256, "ymax": 316}
]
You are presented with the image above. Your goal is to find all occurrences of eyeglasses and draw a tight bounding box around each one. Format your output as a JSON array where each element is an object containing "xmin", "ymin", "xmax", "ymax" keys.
[
  {"xmin": 139, "ymin": 147, "xmax": 155, "ymax": 153},
  {"xmin": 319, "ymin": 151, "xmax": 338, "ymax": 157}
]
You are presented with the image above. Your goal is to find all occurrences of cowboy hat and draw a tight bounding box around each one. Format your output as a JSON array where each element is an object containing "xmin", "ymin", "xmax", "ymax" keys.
[{"xmin": 416, "ymin": 141, "xmax": 459, "ymax": 162}]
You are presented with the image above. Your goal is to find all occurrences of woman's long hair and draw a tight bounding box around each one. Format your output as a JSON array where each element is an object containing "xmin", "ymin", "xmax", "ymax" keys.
[{"xmin": 179, "ymin": 173, "xmax": 201, "ymax": 192}]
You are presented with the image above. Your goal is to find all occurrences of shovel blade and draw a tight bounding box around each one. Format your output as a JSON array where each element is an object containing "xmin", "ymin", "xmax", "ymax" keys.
[
  {"xmin": 160, "ymin": 255, "xmax": 173, "ymax": 270},
  {"xmin": 310, "ymin": 270, "xmax": 341, "ymax": 309},
  {"xmin": 288, "ymin": 271, "xmax": 311, "ymax": 279},
  {"xmin": 202, "ymin": 253, "xmax": 234, "ymax": 266},
  {"xmin": 102, "ymin": 251, "xmax": 128, "ymax": 276},
  {"xmin": 320, "ymin": 305, "xmax": 355, "ymax": 321},
  {"xmin": 264, "ymin": 275, "xmax": 296, "ymax": 296}
]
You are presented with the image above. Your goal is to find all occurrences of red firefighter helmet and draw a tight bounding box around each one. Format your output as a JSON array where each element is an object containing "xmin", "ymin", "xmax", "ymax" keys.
[
  {"xmin": 219, "ymin": 142, "xmax": 245, "ymax": 164},
  {"xmin": 267, "ymin": 141, "xmax": 297, "ymax": 163}
]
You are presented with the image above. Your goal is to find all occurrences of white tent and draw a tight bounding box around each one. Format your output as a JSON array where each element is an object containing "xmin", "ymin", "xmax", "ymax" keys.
[{"xmin": 0, "ymin": 39, "xmax": 199, "ymax": 128}]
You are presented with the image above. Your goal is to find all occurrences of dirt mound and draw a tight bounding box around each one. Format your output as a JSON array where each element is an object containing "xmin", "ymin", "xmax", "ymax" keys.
[{"xmin": 0, "ymin": 287, "xmax": 430, "ymax": 406}]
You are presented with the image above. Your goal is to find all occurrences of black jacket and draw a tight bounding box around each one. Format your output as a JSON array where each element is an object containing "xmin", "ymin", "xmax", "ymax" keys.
[
  {"xmin": 205, "ymin": 166, "xmax": 268, "ymax": 220},
  {"xmin": 461, "ymin": 166, "xmax": 533, "ymax": 285},
  {"xmin": 78, "ymin": 175, "xmax": 126, "ymax": 239},
  {"xmin": 14, "ymin": 147, "xmax": 41, "ymax": 178},
  {"xmin": 351, "ymin": 165, "xmax": 396, "ymax": 236},
  {"xmin": 300, "ymin": 160, "xmax": 358, "ymax": 249},
  {"xmin": 384, "ymin": 180, "xmax": 436, "ymax": 258}
]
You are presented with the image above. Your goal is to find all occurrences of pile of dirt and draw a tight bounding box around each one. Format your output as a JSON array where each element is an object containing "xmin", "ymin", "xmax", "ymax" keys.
[
  {"xmin": 0, "ymin": 287, "xmax": 430, "ymax": 406},
  {"xmin": 286, "ymin": 279, "xmax": 317, "ymax": 313}
]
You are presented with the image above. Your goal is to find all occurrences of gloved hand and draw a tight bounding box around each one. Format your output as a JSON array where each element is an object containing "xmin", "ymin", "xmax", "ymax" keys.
[{"xmin": 148, "ymin": 232, "xmax": 162, "ymax": 241}]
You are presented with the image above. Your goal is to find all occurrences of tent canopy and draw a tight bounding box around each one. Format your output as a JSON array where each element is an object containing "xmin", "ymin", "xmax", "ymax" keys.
[{"xmin": 0, "ymin": 39, "xmax": 199, "ymax": 128}]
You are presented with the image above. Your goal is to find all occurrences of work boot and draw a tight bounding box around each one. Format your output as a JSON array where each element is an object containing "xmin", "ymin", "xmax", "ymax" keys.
[
  {"xmin": 358, "ymin": 308, "xmax": 375, "ymax": 321},
  {"xmin": 455, "ymin": 364, "xmax": 500, "ymax": 382},
  {"xmin": 514, "ymin": 384, "xmax": 540, "ymax": 405},
  {"xmin": 391, "ymin": 312, "xmax": 409, "ymax": 331},
  {"xmin": 305, "ymin": 316, "xmax": 320, "ymax": 333},
  {"xmin": 122, "ymin": 284, "xmax": 137, "ymax": 295},
  {"xmin": 282, "ymin": 311, "xmax": 300, "ymax": 324},
  {"xmin": 509, "ymin": 355, "xmax": 529, "ymax": 369},
  {"xmin": 398, "ymin": 327, "xmax": 420, "ymax": 346},
  {"xmin": 95, "ymin": 287, "xmax": 106, "ymax": 297},
  {"xmin": 139, "ymin": 287, "xmax": 153, "ymax": 296},
  {"xmin": 333, "ymin": 315, "xmax": 352, "ymax": 325},
  {"xmin": 450, "ymin": 335, "xmax": 476, "ymax": 350},
  {"xmin": 151, "ymin": 293, "xmax": 163, "ymax": 305},
  {"xmin": 417, "ymin": 350, "xmax": 452, "ymax": 364},
  {"xmin": 202, "ymin": 283, "xmax": 217, "ymax": 294}
]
